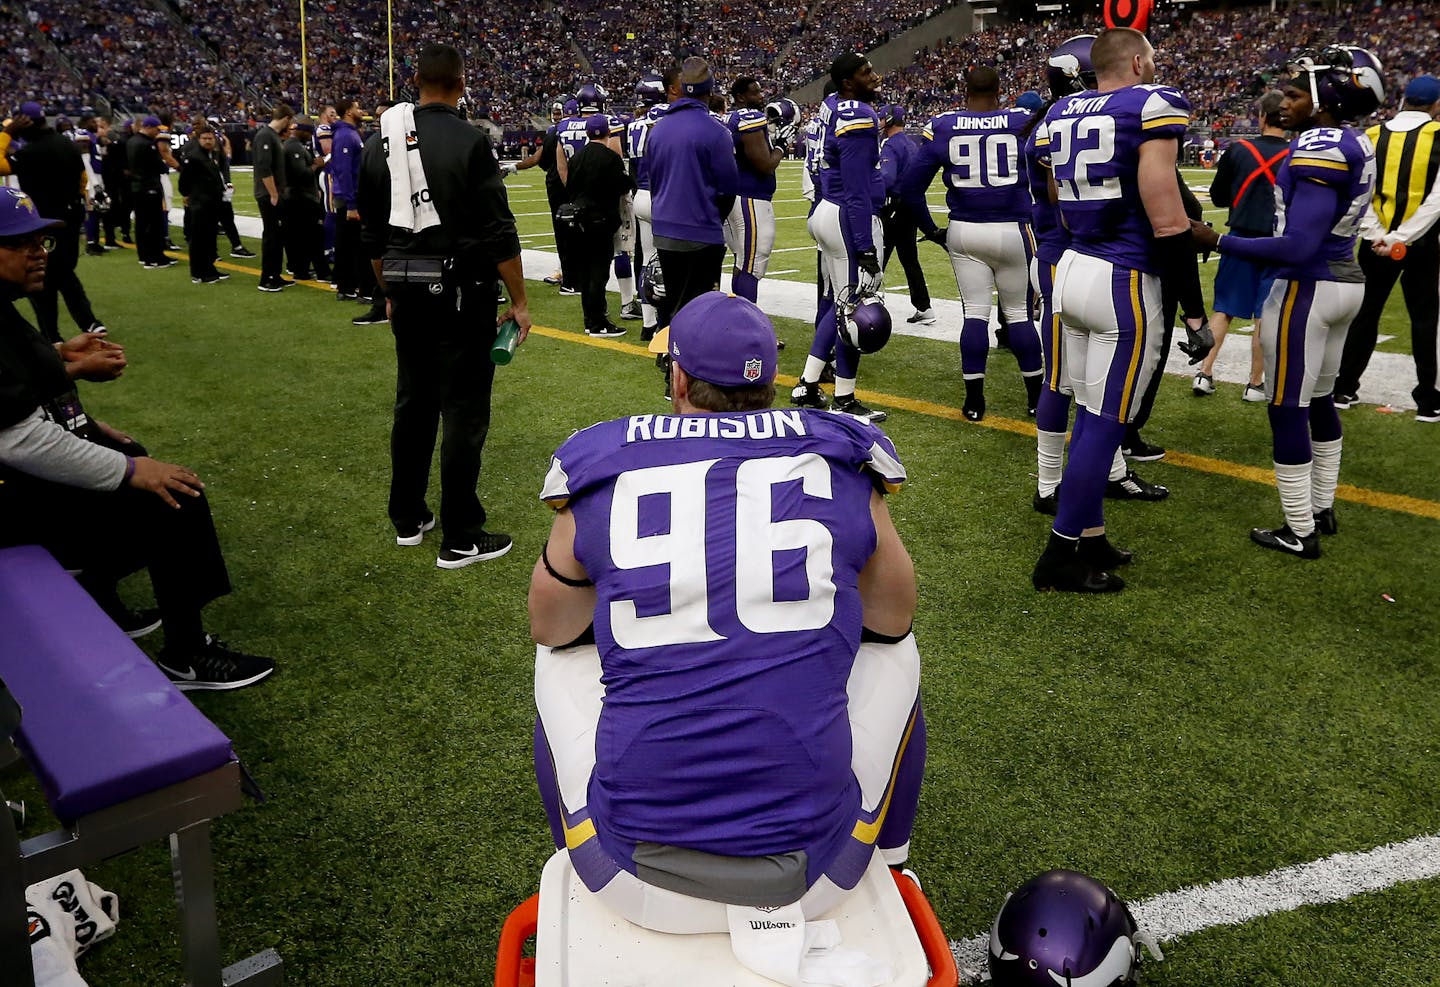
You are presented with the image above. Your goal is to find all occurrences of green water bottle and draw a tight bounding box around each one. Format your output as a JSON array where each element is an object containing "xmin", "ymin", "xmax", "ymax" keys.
[{"xmin": 491, "ymin": 318, "xmax": 521, "ymax": 365}]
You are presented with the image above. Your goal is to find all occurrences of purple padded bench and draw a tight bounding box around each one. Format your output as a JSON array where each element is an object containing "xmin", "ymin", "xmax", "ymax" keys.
[{"xmin": 0, "ymin": 544, "xmax": 282, "ymax": 987}]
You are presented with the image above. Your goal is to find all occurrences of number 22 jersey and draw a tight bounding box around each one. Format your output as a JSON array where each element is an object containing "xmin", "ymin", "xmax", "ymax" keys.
[{"xmin": 540, "ymin": 408, "xmax": 906, "ymax": 859}]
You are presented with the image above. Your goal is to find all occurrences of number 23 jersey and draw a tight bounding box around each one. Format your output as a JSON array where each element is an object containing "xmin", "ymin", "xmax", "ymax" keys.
[
  {"xmin": 1041, "ymin": 83, "xmax": 1191, "ymax": 274},
  {"xmin": 540, "ymin": 408, "xmax": 906, "ymax": 857}
]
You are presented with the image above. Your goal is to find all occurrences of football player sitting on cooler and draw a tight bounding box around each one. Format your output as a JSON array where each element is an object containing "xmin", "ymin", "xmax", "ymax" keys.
[
  {"xmin": 529, "ymin": 292, "xmax": 924, "ymax": 984},
  {"xmin": 1192, "ymin": 46, "xmax": 1383, "ymax": 558}
]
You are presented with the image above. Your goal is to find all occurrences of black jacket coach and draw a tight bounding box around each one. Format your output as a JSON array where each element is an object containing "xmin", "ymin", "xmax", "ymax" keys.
[
  {"xmin": 177, "ymin": 143, "xmax": 225, "ymax": 207},
  {"xmin": 10, "ymin": 127, "xmax": 84, "ymax": 223},
  {"xmin": 125, "ymin": 133, "xmax": 165, "ymax": 193}
]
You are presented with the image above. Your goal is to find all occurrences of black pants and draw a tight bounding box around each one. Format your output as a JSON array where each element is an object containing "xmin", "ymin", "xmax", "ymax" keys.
[
  {"xmin": 256, "ymin": 196, "xmax": 285, "ymax": 282},
  {"xmin": 656, "ymin": 243, "xmax": 726, "ymax": 327},
  {"xmin": 1337, "ymin": 237, "xmax": 1440, "ymax": 408},
  {"xmin": 389, "ymin": 280, "xmax": 499, "ymax": 546},
  {"xmin": 132, "ymin": 186, "xmax": 167, "ymax": 264},
  {"xmin": 30, "ymin": 218, "xmax": 97, "ymax": 342},
  {"xmin": 102, "ymin": 179, "xmax": 129, "ymax": 243},
  {"xmin": 0, "ymin": 444, "xmax": 231, "ymax": 651},
  {"xmin": 334, "ymin": 213, "xmax": 365, "ymax": 295},
  {"xmin": 578, "ymin": 225, "xmax": 618, "ymax": 330},
  {"xmin": 186, "ymin": 200, "xmax": 220, "ymax": 280},
  {"xmin": 548, "ymin": 184, "xmax": 577, "ymax": 289},
  {"xmin": 218, "ymin": 200, "xmax": 242, "ymax": 249},
  {"xmin": 282, "ymin": 197, "xmax": 326, "ymax": 279},
  {"xmin": 881, "ymin": 207, "xmax": 931, "ymax": 311}
]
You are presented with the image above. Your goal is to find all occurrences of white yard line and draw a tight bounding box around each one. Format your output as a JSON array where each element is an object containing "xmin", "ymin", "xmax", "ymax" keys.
[{"xmin": 951, "ymin": 834, "xmax": 1440, "ymax": 982}]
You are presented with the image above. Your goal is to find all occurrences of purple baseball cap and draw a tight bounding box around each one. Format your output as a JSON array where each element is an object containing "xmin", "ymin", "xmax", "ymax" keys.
[
  {"xmin": 884, "ymin": 104, "xmax": 905, "ymax": 126},
  {"xmin": 0, "ymin": 188, "xmax": 63, "ymax": 236},
  {"xmin": 585, "ymin": 113, "xmax": 611, "ymax": 137},
  {"xmin": 668, "ymin": 292, "xmax": 777, "ymax": 387},
  {"xmin": 141, "ymin": 115, "xmax": 161, "ymax": 128},
  {"xmin": 18, "ymin": 101, "xmax": 43, "ymax": 120}
]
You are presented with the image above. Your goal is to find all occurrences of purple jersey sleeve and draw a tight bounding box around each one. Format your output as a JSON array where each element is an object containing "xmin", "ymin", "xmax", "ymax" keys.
[
  {"xmin": 1025, "ymin": 117, "xmax": 1068, "ymax": 264},
  {"xmin": 898, "ymin": 123, "xmax": 946, "ymax": 235},
  {"xmin": 833, "ymin": 100, "xmax": 883, "ymax": 251}
]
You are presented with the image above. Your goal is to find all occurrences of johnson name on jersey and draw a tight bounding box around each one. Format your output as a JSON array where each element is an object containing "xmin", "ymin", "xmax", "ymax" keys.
[{"xmin": 911, "ymin": 108, "xmax": 1034, "ymax": 222}]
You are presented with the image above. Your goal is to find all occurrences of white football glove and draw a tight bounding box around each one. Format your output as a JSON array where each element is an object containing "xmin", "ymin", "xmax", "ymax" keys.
[
  {"xmin": 500, "ymin": 161, "xmax": 518, "ymax": 177},
  {"xmin": 856, "ymin": 249, "xmax": 883, "ymax": 295}
]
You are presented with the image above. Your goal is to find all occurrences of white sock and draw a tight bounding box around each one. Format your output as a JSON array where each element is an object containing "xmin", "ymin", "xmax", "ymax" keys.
[
  {"xmin": 617, "ymin": 275, "xmax": 635, "ymax": 307},
  {"xmin": 803, "ymin": 355, "xmax": 828, "ymax": 384},
  {"xmin": 1275, "ymin": 460, "xmax": 1315, "ymax": 535},
  {"xmin": 1109, "ymin": 447, "xmax": 1127, "ymax": 482},
  {"xmin": 1311, "ymin": 438, "xmax": 1342, "ymax": 510},
  {"xmin": 1037, "ymin": 429, "xmax": 1066, "ymax": 496},
  {"xmin": 833, "ymin": 376, "xmax": 856, "ymax": 400},
  {"xmin": 641, "ymin": 301, "xmax": 658, "ymax": 326}
]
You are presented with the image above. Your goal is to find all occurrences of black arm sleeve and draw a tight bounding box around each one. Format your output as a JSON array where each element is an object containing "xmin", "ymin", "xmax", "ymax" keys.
[
  {"xmin": 1154, "ymin": 229, "xmax": 1206, "ymax": 321},
  {"xmin": 357, "ymin": 137, "xmax": 389, "ymax": 256},
  {"xmin": 1209, "ymin": 150, "xmax": 1236, "ymax": 209},
  {"xmin": 470, "ymin": 136, "xmax": 522, "ymax": 265}
]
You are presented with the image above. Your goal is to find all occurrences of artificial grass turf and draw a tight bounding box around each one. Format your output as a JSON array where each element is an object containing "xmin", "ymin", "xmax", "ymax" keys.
[{"xmin": 20, "ymin": 204, "xmax": 1440, "ymax": 986}]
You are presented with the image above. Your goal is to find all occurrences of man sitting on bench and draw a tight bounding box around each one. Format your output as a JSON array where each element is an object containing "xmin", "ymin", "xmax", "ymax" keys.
[
  {"xmin": 528, "ymin": 293, "xmax": 925, "ymax": 984},
  {"xmin": 0, "ymin": 188, "xmax": 275, "ymax": 691}
]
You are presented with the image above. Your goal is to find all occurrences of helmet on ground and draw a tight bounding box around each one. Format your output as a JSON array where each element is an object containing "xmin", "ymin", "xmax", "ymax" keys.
[
  {"xmin": 988, "ymin": 870, "xmax": 1162, "ymax": 987},
  {"xmin": 1046, "ymin": 36, "xmax": 1098, "ymax": 99},
  {"xmin": 838, "ymin": 288, "xmax": 890, "ymax": 354},
  {"xmin": 1289, "ymin": 45, "xmax": 1385, "ymax": 122},
  {"xmin": 635, "ymin": 76, "xmax": 666, "ymax": 106},
  {"xmin": 765, "ymin": 97, "xmax": 800, "ymax": 127},
  {"xmin": 577, "ymin": 83, "xmax": 608, "ymax": 112},
  {"xmin": 642, "ymin": 255, "xmax": 666, "ymax": 306}
]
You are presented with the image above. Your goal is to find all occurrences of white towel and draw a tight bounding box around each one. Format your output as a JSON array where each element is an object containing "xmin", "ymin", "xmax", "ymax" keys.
[
  {"xmin": 25, "ymin": 869, "xmax": 119, "ymax": 987},
  {"xmin": 381, "ymin": 103, "xmax": 441, "ymax": 234},
  {"xmin": 726, "ymin": 904, "xmax": 891, "ymax": 987}
]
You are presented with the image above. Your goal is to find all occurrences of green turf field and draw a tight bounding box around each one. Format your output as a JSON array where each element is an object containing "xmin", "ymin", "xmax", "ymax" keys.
[{"xmin": 17, "ymin": 160, "xmax": 1439, "ymax": 985}]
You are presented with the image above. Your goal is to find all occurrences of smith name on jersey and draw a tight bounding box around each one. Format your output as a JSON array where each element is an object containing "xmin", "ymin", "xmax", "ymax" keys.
[
  {"xmin": 1042, "ymin": 83, "xmax": 1191, "ymax": 274},
  {"xmin": 539, "ymin": 408, "xmax": 905, "ymax": 864}
]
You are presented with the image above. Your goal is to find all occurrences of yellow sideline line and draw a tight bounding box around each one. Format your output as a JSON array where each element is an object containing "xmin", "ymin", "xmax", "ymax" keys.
[{"xmin": 115, "ymin": 243, "xmax": 1440, "ymax": 523}]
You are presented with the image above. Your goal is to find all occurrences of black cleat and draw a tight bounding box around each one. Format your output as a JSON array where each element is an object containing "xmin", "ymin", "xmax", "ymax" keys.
[
  {"xmin": 1314, "ymin": 507, "xmax": 1338, "ymax": 535},
  {"xmin": 963, "ymin": 379, "xmax": 985, "ymax": 422},
  {"xmin": 640, "ymin": 324, "xmax": 658, "ymax": 343},
  {"xmin": 1250, "ymin": 523, "xmax": 1320, "ymax": 559},
  {"xmin": 832, "ymin": 395, "xmax": 887, "ymax": 423},
  {"xmin": 819, "ymin": 361, "xmax": 836, "ymax": 384},
  {"xmin": 1107, "ymin": 470, "xmax": 1169, "ymax": 501},
  {"xmin": 1079, "ymin": 533, "xmax": 1133, "ymax": 568},
  {"xmin": 1121, "ymin": 435, "xmax": 1165, "ymax": 461},
  {"xmin": 791, "ymin": 381, "xmax": 829, "ymax": 409},
  {"xmin": 1024, "ymin": 375, "xmax": 1042, "ymax": 416},
  {"xmin": 1032, "ymin": 553, "xmax": 1125, "ymax": 593},
  {"xmin": 1033, "ymin": 490, "xmax": 1058, "ymax": 516},
  {"xmin": 995, "ymin": 324, "xmax": 1012, "ymax": 351}
]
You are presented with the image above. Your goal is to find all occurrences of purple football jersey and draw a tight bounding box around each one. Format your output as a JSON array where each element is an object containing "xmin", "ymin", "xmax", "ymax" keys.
[
  {"xmin": 1025, "ymin": 118, "xmax": 1068, "ymax": 266},
  {"xmin": 540, "ymin": 408, "xmax": 906, "ymax": 859},
  {"xmin": 1043, "ymin": 84, "xmax": 1191, "ymax": 274},
  {"xmin": 910, "ymin": 109, "xmax": 1034, "ymax": 223},
  {"xmin": 1269, "ymin": 126, "xmax": 1375, "ymax": 282},
  {"xmin": 817, "ymin": 95, "xmax": 886, "ymax": 248},
  {"xmin": 726, "ymin": 106, "xmax": 777, "ymax": 201},
  {"xmin": 626, "ymin": 104, "xmax": 666, "ymax": 191}
]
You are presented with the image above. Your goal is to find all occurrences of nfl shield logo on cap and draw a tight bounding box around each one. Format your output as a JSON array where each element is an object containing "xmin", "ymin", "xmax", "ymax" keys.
[{"xmin": 743, "ymin": 358, "xmax": 762, "ymax": 383}]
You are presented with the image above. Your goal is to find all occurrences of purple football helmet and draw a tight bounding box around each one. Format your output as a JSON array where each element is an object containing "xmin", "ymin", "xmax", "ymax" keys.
[
  {"xmin": 988, "ymin": 870, "xmax": 1162, "ymax": 987},
  {"xmin": 838, "ymin": 288, "xmax": 891, "ymax": 354},
  {"xmin": 635, "ymin": 76, "xmax": 666, "ymax": 106},
  {"xmin": 577, "ymin": 83, "xmax": 607, "ymax": 112},
  {"xmin": 1289, "ymin": 45, "xmax": 1385, "ymax": 122},
  {"xmin": 1046, "ymin": 36, "xmax": 1098, "ymax": 99},
  {"xmin": 766, "ymin": 97, "xmax": 800, "ymax": 127},
  {"xmin": 642, "ymin": 255, "xmax": 666, "ymax": 306}
]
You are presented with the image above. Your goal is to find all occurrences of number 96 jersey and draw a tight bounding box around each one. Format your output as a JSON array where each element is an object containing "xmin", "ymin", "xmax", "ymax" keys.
[
  {"xmin": 1040, "ymin": 83, "xmax": 1191, "ymax": 274},
  {"xmin": 539, "ymin": 408, "xmax": 906, "ymax": 857}
]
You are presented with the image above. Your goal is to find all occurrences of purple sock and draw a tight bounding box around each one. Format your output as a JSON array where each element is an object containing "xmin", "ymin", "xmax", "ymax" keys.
[
  {"xmin": 1035, "ymin": 387, "xmax": 1072, "ymax": 433},
  {"xmin": 732, "ymin": 269, "xmax": 759, "ymax": 302},
  {"xmin": 613, "ymin": 253, "xmax": 631, "ymax": 279},
  {"xmin": 1007, "ymin": 321, "xmax": 1043, "ymax": 375},
  {"xmin": 836, "ymin": 336, "xmax": 860, "ymax": 380},
  {"xmin": 1268, "ymin": 405, "xmax": 1312, "ymax": 464},
  {"xmin": 1053, "ymin": 411, "xmax": 1125, "ymax": 538},
  {"xmin": 1310, "ymin": 396, "xmax": 1342, "ymax": 442},
  {"xmin": 960, "ymin": 318, "xmax": 990, "ymax": 377},
  {"xmin": 809, "ymin": 298, "xmax": 838, "ymax": 363}
]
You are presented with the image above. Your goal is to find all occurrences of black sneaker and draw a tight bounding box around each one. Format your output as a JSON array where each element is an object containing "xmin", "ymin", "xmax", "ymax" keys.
[
  {"xmin": 1332, "ymin": 391, "xmax": 1359, "ymax": 410},
  {"xmin": 276, "ymin": 277, "xmax": 295, "ymax": 288},
  {"xmin": 192, "ymin": 275, "xmax": 222, "ymax": 284},
  {"xmin": 586, "ymin": 323, "xmax": 626, "ymax": 337},
  {"xmin": 1250, "ymin": 523, "xmax": 1320, "ymax": 559},
  {"xmin": 1079, "ymin": 533, "xmax": 1133, "ymax": 568},
  {"xmin": 111, "ymin": 606, "xmax": 162, "ymax": 639},
  {"xmin": 156, "ymin": 636, "xmax": 276, "ymax": 691},
  {"xmin": 791, "ymin": 381, "xmax": 829, "ymax": 409},
  {"xmin": 437, "ymin": 532, "xmax": 514, "ymax": 569},
  {"xmin": 396, "ymin": 515, "xmax": 436, "ymax": 547},
  {"xmin": 86, "ymin": 320, "xmax": 108, "ymax": 335},
  {"xmin": 1314, "ymin": 507, "xmax": 1338, "ymax": 535},
  {"xmin": 336, "ymin": 291, "xmax": 360, "ymax": 302},
  {"xmin": 352, "ymin": 307, "xmax": 388, "ymax": 325},
  {"xmin": 1032, "ymin": 552, "xmax": 1124, "ymax": 593},
  {"xmin": 640, "ymin": 325, "xmax": 658, "ymax": 343},
  {"xmin": 832, "ymin": 395, "xmax": 887, "ymax": 423},
  {"xmin": 257, "ymin": 279, "xmax": 284, "ymax": 292},
  {"xmin": 85, "ymin": 243, "xmax": 106, "ymax": 256},
  {"xmin": 1417, "ymin": 406, "xmax": 1440, "ymax": 423},
  {"xmin": 620, "ymin": 300, "xmax": 642, "ymax": 320},
  {"xmin": 1121, "ymin": 436, "xmax": 1165, "ymax": 461},
  {"xmin": 1106, "ymin": 470, "xmax": 1170, "ymax": 501},
  {"xmin": 166, "ymin": 240, "xmax": 181, "ymax": 251},
  {"xmin": 230, "ymin": 245, "xmax": 256, "ymax": 258},
  {"xmin": 1033, "ymin": 490, "xmax": 1058, "ymax": 516},
  {"xmin": 215, "ymin": 272, "xmax": 231, "ymax": 280},
  {"xmin": 145, "ymin": 259, "xmax": 177, "ymax": 269},
  {"xmin": 558, "ymin": 285, "xmax": 580, "ymax": 296}
]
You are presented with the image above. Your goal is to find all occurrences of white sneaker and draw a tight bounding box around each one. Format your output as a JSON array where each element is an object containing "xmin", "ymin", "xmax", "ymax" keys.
[
  {"xmin": 1242, "ymin": 383, "xmax": 1268, "ymax": 403},
  {"xmin": 1192, "ymin": 372, "xmax": 1214, "ymax": 396}
]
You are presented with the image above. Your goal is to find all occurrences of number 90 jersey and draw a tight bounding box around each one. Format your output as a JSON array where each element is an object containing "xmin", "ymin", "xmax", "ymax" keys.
[
  {"xmin": 911, "ymin": 108, "xmax": 1034, "ymax": 222},
  {"xmin": 540, "ymin": 408, "xmax": 906, "ymax": 857},
  {"xmin": 1039, "ymin": 84, "xmax": 1191, "ymax": 274}
]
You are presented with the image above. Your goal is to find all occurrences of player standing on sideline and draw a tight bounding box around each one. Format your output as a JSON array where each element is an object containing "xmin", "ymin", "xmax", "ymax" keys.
[
  {"xmin": 900, "ymin": 67, "xmax": 1042, "ymax": 421},
  {"xmin": 1030, "ymin": 28, "xmax": 1211, "ymax": 593},
  {"xmin": 252, "ymin": 104, "xmax": 295, "ymax": 292},
  {"xmin": 792, "ymin": 53, "xmax": 888, "ymax": 423},
  {"xmin": 1194, "ymin": 91, "xmax": 1289, "ymax": 403},
  {"xmin": 1334, "ymin": 73, "xmax": 1440, "ymax": 421},
  {"xmin": 877, "ymin": 104, "xmax": 934, "ymax": 326},
  {"xmin": 329, "ymin": 99, "xmax": 367, "ymax": 301},
  {"xmin": 626, "ymin": 71, "xmax": 674, "ymax": 341},
  {"xmin": 722, "ymin": 77, "xmax": 784, "ymax": 304},
  {"xmin": 1192, "ymin": 46, "xmax": 1381, "ymax": 556}
]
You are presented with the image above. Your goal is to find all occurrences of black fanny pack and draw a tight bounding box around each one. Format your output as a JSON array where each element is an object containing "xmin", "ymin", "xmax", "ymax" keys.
[{"xmin": 382, "ymin": 253, "xmax": 451, "ymax": 295}]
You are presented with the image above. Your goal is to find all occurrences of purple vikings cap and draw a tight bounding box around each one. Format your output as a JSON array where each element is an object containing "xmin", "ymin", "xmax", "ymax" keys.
[
  {"xmin": 0, "ymin": 188, "xmax": 64, "ymax": 236},
  {"xmin": 18, "ymin": 101, "xmax": 43, "ymax": 120},
  {"xmin": 667, "ymin": 292, "xmax": 777, "ymax": 387},
  {"xmin": 585, "ymin": 113, "xmax": 611, "ymax": 137},
  {"xmin": 141, "ymin": 115, "xmax": 161, "ymax": 128}
]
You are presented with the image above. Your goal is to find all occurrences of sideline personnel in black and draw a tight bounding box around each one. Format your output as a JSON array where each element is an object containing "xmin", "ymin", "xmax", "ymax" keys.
[
  {"xmin": 252, "ymin": 104, "xmax": 294, "ymax": 292},
  {"xmin": 178, "ymin": 125, "xmax": 226, "ymax": 284},
  {"xmin": 358, "ymin": 42, "xmax": 532, "ymax": 569},
  {"xmin": 282, "ymin": 116, "xmax": 329, "ymax": 281},
  {"xmin": 566, "ymin": 114, "xmax": 633, "ymax": 337},
  {"xmin": 126, "ymin": 116, "xmax": 173, "ymax": 269},
  {"xmin": 9, "ymin": 111, "xmax": 105, "ymax": 340}
]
